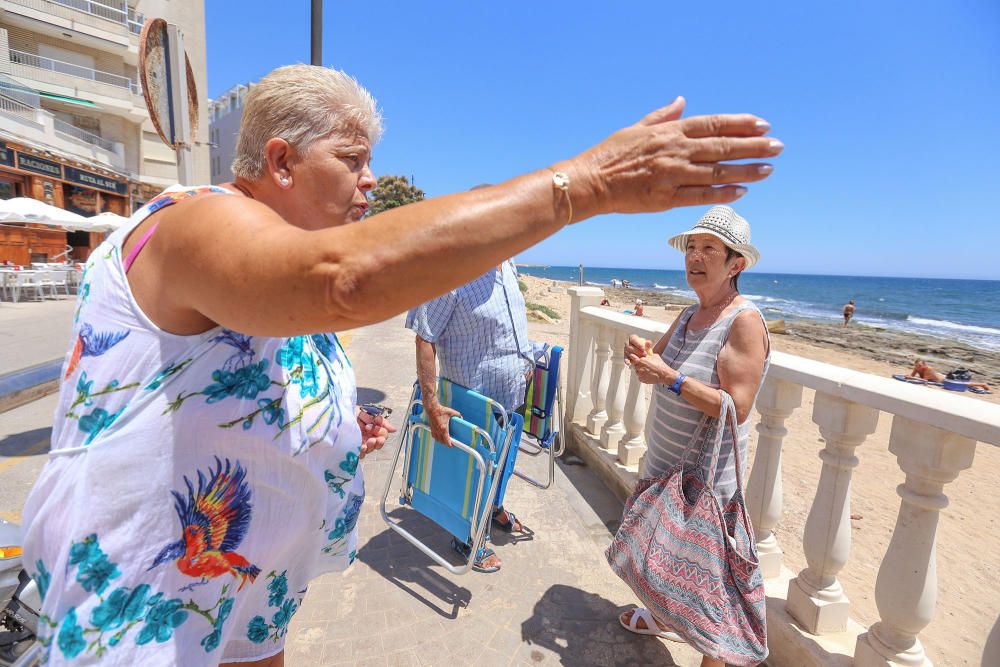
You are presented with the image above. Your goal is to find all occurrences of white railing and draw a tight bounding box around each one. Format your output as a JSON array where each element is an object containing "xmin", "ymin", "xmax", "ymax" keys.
[
  {"xmin": 3, "ymin": 0, "xmax": 143, "ymax": 31},
  {"xmin": 53, "ymin": 118, "xmax": 114, "ymax": 151},
  {"xmin": 9, "ymin": 48, "xmax": 136, "ymax": 91},
  {"xmin": 0, "ymin": 92, "xmax": 37, "ymax": 121},
  {"xmin": 563, "ymin": 286, "xmax": 1000, "ymax": 666}
]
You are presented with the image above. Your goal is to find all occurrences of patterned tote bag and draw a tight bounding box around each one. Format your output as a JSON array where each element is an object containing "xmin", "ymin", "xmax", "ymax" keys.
[{"xmin": 605, "ymin": 392, "xmax": 767, "ymax": 666}]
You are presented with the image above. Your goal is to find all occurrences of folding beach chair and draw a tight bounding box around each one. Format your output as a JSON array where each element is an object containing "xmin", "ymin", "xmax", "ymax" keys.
[
  {"xmin": 380, "ymin": 378, "xmax": 523, "ymax": 575},
  {"xmin": 513, "ymin": 345, "xmax": 565, "ymax": 489}
]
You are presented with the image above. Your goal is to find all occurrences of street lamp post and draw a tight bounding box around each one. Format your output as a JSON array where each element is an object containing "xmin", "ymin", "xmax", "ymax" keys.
[{"xmin": 311, "ymin": 0, "xmax": 322, "ymax": 66}]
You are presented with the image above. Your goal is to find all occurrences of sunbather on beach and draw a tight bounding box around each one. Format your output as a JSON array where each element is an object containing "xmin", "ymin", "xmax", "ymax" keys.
[{"xmin": 908, "ymin": 359, "xmax": 991, "ymax": 390}]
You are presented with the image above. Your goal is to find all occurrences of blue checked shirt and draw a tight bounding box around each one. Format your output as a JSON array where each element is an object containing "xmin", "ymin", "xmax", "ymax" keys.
[{"xmin": 406, "ymin": 261, "xmax": 534, "ymax": 412}]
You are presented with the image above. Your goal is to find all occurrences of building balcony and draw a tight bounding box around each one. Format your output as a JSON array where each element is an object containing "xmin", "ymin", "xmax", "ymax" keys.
[
  {"xmin": 6, "ymin": 48, "xmax": 145, "ymax": 120},
  {"xmin": 0, "ymin": 81, "xmax": 125, "ymax": 170},
  {"xmin": 562, "ymin": 286, "xmax": 999, "ymax": 666},
  {"xmin": 0, "ymin": 0, "xmax": 143, "ymax": 51}
]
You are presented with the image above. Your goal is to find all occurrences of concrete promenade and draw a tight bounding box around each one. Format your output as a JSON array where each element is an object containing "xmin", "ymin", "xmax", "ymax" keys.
[{"xmin": 0, "ymin": 300, "xmax": 706, "ymax": 666}]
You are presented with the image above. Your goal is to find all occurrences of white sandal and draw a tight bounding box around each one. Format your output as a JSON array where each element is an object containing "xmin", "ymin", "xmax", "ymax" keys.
[{"xmin": 619, "ymin": 607, "xmax": 684, "ymax": 642}]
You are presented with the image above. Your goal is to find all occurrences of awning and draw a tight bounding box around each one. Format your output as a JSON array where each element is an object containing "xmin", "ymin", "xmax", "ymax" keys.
[{"xmin": 37, "ymin": 92, "xmax": 98, "ymax": 108}]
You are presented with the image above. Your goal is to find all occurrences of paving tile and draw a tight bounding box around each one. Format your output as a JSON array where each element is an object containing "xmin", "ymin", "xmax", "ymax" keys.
[{"xmin": 350, "ymin": 633, "xmax": 386, "ymax": 661}]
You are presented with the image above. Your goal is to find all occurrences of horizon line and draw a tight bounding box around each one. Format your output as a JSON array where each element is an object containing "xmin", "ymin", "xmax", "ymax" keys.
[{"xmin": 516, "ymin": 264, "xmax": 1000, "ymax": 283}]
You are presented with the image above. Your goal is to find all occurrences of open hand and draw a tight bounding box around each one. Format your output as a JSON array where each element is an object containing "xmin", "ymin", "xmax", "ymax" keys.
[{"xmin": 566, "ymin": 97, "xmax": 782, "ymax": 219}]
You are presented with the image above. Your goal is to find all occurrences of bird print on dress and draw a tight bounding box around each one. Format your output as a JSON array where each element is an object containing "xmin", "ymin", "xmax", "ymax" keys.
[
  {"xmin": 149, "ymin": 458, "xmax": 261, "ymax": 593},
  {"xmin": 64, "ymin": 323, "xmax": 130, "ymax": 379}
]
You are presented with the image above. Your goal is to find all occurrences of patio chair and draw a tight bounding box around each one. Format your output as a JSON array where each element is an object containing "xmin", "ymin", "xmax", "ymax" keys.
[
  {"xmin": 13, "ymin": 273, "xmax": 43, "ymax": 302},
  {"xmin": 513, "ymin": 345, "xmax": 565, "ymax": 489},
  {"xmin": 380, "ymin": 378, "xmax": 523, "ymax": 575},
  {"xmin": 36, "ymin": 271, "xmax": 58, "ymax": 298},
  {"xmin": 49, "ymin": 270, "xmax": 71, "ymax": 297}
]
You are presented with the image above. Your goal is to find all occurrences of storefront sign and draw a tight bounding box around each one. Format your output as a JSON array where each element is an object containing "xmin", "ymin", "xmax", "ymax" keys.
[
  {"xmin": 0, "ymin": 144, "xmax": 13, "ymax": 168},
  {"xmin": 16, "ymin": 153, "xmax": 63, "ymax": 179},
  {"xmin": 64, "ymin": 167, "xmax": 126, "ymax": 195}
]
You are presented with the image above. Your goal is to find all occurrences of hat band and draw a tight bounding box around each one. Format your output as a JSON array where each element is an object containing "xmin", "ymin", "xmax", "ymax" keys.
[{"xmin": 690, "ymin": 221, "xmax": 747, "ymax": 247}]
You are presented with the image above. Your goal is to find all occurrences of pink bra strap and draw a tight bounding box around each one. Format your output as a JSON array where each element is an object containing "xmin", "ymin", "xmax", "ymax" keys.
[{"xmin": 123, "ymin": 220, "xmax": 161, "ymax": 274}]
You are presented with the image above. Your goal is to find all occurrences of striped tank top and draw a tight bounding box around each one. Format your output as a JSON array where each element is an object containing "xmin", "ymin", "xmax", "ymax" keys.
[{"xmin": 642, "ymin": 301, "xmax": 770, "ymax": 505}]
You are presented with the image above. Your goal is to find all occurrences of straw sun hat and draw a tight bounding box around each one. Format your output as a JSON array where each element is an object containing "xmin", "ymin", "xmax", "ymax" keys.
[{"xmin": 667, "ymin": 206, "xmax": 760, "ymax": 270}]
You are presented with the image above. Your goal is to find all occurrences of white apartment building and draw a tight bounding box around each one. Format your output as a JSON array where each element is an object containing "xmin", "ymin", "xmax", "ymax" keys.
[
  {"xmin": 0, "ymin": 0, "xmax": 210, "ymax": 263},
  {"xmin": 208, "ymin": 81, "xmax": 250, "ymax": 184}
]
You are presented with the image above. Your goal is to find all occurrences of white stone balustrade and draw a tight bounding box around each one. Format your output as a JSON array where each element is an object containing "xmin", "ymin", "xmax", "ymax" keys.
[{"xmin": 562, "ymin": 286, "xmax": 1000, "ymax": 665}]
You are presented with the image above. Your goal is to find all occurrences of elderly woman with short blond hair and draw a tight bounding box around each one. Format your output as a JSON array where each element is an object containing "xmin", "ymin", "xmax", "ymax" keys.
[{"xmin": 22, "ymin": 64, "xmax": 780, "ymax": 666}]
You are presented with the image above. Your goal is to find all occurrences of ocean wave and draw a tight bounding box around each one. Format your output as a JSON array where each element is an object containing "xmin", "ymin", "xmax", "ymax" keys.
[
  {"xmin": 585, "ymin": 281, "xmax": 606, "ymax": 286},
  {"xmin": 743, "ymin": 294, "xmax": 794, "ymax": 305},
  {"xmin": 905, "ymin": 316, "xmax": 1000, "ymax": 337},
  {"xmin": 653, "ymin": 283, "xmax": 675, "ymax": 290}
]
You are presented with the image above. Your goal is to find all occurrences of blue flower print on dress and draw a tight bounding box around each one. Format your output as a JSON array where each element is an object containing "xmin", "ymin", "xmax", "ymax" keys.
[
  {"xmin": 258, "ymin": 397, "xmax": 285, "ymax": 427},
  {"xmin": 57, "ymin": 608, "xmax": 86, "ymax": 659},
  {"xmin": 245, "ymin": 570, "xmax": 302, "ymax": 645},
  {"xmin": 33, "ymin": 560, "xmax": 51, "ymax": 602},
  {"xmin": 68, "ymin": 534, "xmax": 120, "ymax": 594},
  {"xmin": 246, "ymin": 616, "xmax": 269, "ymax": 644},
  {"xmin": 339, "ymin": 451, "xmax": 359, "ymax": 476},
  {"xmin": 75, "ymin": 373, "xmax": 94, "ymax": 407},
  {"xmin": 203, "ymin": 359, "xmax": 271, "ymax": 403},
  {"xmin": 136, "ymin": 594, "xmax": 188, "ymax": 645},
  {"xmin": 90, "ymin": 584, "xmax": 151, "ymax": 631},
  {"xmin": 267, "ymin": 571, "xmax": 288, "ymax": 608},
  {"xmin": 199, "ymin": 596, "xmax": 234, "ymax": 653},
  {"xmin": 276, "ymin": 337, "xmax": 319, "ymax": 398},
  {"xmin": 77, "ymin": 407, "xmax": 123, "ymax": 445}
]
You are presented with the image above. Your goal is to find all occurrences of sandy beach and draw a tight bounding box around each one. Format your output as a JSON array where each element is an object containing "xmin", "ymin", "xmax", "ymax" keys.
[{"xmin": 520, "ymin": 274, "xmax": 1000, "ymax": 666}]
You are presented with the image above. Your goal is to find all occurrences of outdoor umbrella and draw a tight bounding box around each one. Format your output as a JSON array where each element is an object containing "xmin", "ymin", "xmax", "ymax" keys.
[
  {"xmin": 88, "ymin": 211, "xmax": 130, "ymax": 233},
  {"xmin": 0, "ymin": 197, "xmax": 92, "ymax": 231}
]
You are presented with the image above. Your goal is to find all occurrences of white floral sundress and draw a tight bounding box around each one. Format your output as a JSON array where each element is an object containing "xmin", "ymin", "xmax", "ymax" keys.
[{"xmin": 22, "ymin": 186, "xmax": 364, "ymax": 665}]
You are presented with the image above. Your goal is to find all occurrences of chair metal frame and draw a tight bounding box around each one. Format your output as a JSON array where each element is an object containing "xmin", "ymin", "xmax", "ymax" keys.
[
  {"xmin": 379, "ymin": 388, "xmax": 519, "ymax": 576},
  {"xmin": 513, "ymin": 346, "xmax": 566, "ymax": 490}
]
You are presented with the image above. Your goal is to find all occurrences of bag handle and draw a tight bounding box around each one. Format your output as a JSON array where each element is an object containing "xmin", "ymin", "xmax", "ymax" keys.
[
  {"xmin": 678, "ymin": 391, "xmax": 744, "ymax": 491},
  {"xmin": 704, "ymin": 391, "xmax": 744, "ymax": 492}
]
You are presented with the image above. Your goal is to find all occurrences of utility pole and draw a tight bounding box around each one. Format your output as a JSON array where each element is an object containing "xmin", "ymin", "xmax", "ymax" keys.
[{"xmin": 311, "ymin": 0, "xmax": 323, "ymax": 66}]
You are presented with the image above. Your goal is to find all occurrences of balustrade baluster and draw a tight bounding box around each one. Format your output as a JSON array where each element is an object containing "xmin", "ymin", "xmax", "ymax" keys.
[
  {"xmin": 586, "ymin": 328, "xmax": 612, "ymax": 435},
  {"xmin": 619, "ymin": 372, "xmax": 648, "ymax": 466},
  {"xmin": 787, "ymin": 393, "xmax": 879, "ymax": 633},
  {"xmin": 855, "ymin": 417, "xmax": 976, "ymax": 667},
  {"xmin": 745, "ymin": 378, "xmax": 802, "ymax": 579},
  {"xmin": 600, "ymin": 331, "xmax": 628, "ymax": 452}
]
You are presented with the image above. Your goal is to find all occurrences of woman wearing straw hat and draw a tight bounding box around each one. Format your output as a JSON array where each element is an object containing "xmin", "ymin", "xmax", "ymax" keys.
[{"xmin": 619, "ymin": 206, "xmax": 770, "ymax": 667}]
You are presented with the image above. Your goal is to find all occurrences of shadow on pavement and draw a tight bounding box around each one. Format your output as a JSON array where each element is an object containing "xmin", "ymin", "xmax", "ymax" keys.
[
  {"xmin": 520, "ymin": 583, "xmax": 680, "ymax": 666},
  {"xmin": 358, "ymin": 512, "xmax": 472, "ymax": 620},
  {"xmin": 356, "ymin": 386, "xmax": 388, "ymax": 405},
  {"xmin": 0, "ymin": 427, "xmax": 52, "ymax": 458}
]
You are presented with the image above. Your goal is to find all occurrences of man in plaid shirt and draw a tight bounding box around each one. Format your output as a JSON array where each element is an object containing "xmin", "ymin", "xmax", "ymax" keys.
[{"xmin": 406, "ymin": 254, "xmax": 534, "ymax": 573}]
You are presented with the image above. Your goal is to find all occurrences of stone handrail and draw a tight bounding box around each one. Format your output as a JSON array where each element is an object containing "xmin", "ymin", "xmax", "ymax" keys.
[{"xmin": 563, "ymin": 286, "xmax": 999, "ymax": 666}]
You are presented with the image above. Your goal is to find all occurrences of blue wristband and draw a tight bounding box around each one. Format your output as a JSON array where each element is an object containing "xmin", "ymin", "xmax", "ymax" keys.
[{"xmin": 667, "ymin": 373, "xmax": 686, "ymax": 395}]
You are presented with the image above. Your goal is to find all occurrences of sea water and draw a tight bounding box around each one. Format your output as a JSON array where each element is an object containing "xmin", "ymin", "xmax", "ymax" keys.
[{"xmin": 516, "ymin": 265, "xmax": 1000, "ymax": 352}]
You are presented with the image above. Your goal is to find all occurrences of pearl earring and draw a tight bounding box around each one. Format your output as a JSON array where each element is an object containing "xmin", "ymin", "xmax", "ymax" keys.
[{"xmin": 280, "ymin": 177, "xmax": 289, "ymax": 186}]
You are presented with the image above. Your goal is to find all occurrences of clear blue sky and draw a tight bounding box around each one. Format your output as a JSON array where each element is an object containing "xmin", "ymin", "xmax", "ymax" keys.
[{"xmin": 206, "ymin": 1, "xmax": 1000, "ymax": 280}]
